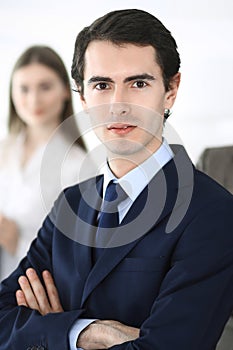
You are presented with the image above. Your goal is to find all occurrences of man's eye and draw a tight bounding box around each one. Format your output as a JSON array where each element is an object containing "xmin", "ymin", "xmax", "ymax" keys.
[
  {"xmin": 132, "ymin": 81, "xmax": 147, "ymax": 88},
  {"xmin": 95, "ymin": 82, "xmax": 109, "ymax": 90}
]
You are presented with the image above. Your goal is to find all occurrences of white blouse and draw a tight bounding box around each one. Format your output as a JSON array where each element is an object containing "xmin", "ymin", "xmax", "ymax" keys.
[{"xmin": 0, "ymin": 132, "xmax": 88, "ymax": 280}]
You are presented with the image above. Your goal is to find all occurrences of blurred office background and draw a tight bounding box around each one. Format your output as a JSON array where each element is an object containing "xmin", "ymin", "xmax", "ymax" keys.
[{"xmin": 1, "ymin": 0, "xmax": 233, "ymax": 163}]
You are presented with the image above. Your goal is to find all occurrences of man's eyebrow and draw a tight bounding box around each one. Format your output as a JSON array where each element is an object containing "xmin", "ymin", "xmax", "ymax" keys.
[
  {"xmin": 87, "ymin": 74, "xmax": 155, "ymax": 85},
  {"xmin": 87, "ymin": 76, "xmax": 114, "ymax": 84},
  {"xmin": 124, "ymin": 74, "xmax": 155, "ymax": 83}
]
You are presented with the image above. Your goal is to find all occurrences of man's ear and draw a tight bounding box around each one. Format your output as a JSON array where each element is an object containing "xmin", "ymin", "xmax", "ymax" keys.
[{"xmin": 164, "ymin": 72, "xmax": 181, "ymax": 109}]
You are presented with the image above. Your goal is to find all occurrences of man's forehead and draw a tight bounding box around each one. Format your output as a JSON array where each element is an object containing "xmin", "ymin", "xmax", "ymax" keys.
[{"xmin": 83, "ymin": 41, "xmax": 159, "ymax": 79}]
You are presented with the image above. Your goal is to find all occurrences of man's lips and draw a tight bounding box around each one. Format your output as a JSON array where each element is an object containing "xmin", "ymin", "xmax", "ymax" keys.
[{"xmin": 107, "ymin": 123, "xmax": 136, "ymax": 134}]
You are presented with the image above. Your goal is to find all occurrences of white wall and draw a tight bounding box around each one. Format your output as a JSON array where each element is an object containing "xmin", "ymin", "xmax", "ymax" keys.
[{"xmin": 1, "ymin": 0, "xmax": 233, "ymax": 163}]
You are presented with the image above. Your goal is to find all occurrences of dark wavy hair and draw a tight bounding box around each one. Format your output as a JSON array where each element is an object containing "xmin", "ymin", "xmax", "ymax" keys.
[{"xmin": 71, "ymin": 8, "xmax": 180, "ymax": 96}]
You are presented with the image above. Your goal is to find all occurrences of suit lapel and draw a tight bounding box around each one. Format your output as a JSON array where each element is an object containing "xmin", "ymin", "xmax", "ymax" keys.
[
  {"xmin": 80, "ymin": 145, "xmax": 193, "ymax": 306},
  {"xmin": 74, "ymin": 176, "xmax": 103, "ymax": 279}
]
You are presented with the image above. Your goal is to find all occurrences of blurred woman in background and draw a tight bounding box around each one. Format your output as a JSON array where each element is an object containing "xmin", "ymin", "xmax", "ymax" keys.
[{"xmin": 0, "ymin": 45, "xmax": 88, "ymax": 280}]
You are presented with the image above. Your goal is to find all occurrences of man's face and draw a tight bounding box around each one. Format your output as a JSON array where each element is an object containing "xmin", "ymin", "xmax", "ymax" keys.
[{"xmin": 80, "ymin": 40, "xmax": 179, "ymax": 162}]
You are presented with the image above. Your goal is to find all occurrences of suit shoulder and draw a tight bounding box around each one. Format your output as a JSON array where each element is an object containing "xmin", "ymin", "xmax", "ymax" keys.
[
  {"xmin": 61, "ymin": 174, "xmax": 102, "ymax": 203},
  {"xmin": 50, "ymin": 175, "xmax": 102, "ymax": 221}
]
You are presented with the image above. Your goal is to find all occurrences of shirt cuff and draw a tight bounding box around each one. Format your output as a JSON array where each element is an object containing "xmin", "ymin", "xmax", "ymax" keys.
[{"xmin": 69, "ymin": 318, "xmax": 97, "ymax": 350}]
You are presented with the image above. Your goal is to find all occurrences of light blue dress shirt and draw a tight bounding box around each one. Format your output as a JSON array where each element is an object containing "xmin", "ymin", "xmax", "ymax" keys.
[{"xmin": 69, "ymin": 138, "xmax": 174, "ymax": 349}]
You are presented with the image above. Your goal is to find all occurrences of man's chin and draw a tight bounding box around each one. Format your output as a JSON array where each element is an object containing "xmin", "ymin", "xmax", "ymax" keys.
[
  {"xmin": 105, "ymin": 142, "xmax": 154, "ymax": 165},
  {"xmin": 105, "ymin": 140, "xmax": 141, "ymax": 155}
]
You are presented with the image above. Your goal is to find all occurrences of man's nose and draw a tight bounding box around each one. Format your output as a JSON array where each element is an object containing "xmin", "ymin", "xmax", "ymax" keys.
[
  {"xmin": 110, "ymin": 88, "xmax": 131, "ymax": 117},
  {"xmin": 109, "ymin": 102, "xmax": 131, "ymax": 117}
]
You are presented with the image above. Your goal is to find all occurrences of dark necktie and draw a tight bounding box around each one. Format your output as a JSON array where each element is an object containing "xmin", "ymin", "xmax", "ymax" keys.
[{"xmin": 94, "ymin": 180, "xmax": 127, "ymax": 260}]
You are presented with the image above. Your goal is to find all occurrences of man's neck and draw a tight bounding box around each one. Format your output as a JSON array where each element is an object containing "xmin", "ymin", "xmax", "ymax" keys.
[{"xmin": 108, "ymin": 143, "xmax": 162, "ymax": 178}]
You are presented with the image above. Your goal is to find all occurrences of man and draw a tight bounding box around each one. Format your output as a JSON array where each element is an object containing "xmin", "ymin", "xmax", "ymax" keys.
[{"xmin": 0, "ymin": 9, "xmax": 233, "ymax": 350}]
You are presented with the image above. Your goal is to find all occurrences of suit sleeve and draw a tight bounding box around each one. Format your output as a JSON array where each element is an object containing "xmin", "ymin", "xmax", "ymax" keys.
[
  {"xmin": 0, "ymin": 192, "xmax": 84, "ymax": 350},
  {"xmin": 108, "ymin": 197, "xmax": 233, "ymax": 349}
]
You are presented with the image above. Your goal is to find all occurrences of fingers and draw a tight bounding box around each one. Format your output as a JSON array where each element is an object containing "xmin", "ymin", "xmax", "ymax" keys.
[
  {"xmin": 17, "ymin": 268, "xmax": 63, "ymax": 316},
  {"xmin": 16, "ymin": 289, "xmax": 28, "ymax": 307},
  {"xmin": 18, "ymin": 268, "xmax": 50, "ymax": 315},
  {"xmin": 18, "ymin": 274, "xmax": 40, "ymax": 311},
  {"xmin": 26, "ymin": 268, "xmax": 51, "ymax": 315},
  {"xmin": 42, "ymin": 270, "xmax": 63, "ymax": 312}
]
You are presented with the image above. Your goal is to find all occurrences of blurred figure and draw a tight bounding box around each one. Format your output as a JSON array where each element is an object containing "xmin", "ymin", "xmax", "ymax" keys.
[
  {"xmin": 197, "ymin": 146, "xmax": 233, "ymax": 350},
  {"xmin": 0, "ymin": 45, "xmax": 87, "ymax": 280},
  {"xmin": 197, "ymin": 146, "xmax": 233, "ymax": 193}
]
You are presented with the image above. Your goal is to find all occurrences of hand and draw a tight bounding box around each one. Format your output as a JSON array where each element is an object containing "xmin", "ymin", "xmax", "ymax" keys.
[
  {"xmin": 0, "ymin": 213, "xmax": 19, "ymax": 254},
  {"xmin": 16, "ymin": 268, "xmax": 63, "ymax": 315},
  {"xmin": 77, "ymin": 319, "xmax": 140, "ymax": 349}
]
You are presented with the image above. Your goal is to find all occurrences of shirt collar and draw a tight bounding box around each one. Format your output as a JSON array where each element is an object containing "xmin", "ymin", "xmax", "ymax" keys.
[{"xmin": 101, "ymin": 138, "xmax": 174, "ymax": 201}]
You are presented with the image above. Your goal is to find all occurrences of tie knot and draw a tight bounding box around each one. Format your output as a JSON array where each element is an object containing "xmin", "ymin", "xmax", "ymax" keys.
[{"xmin": 104, "ymin": 181, "xmax": 126, "ymax": 206}]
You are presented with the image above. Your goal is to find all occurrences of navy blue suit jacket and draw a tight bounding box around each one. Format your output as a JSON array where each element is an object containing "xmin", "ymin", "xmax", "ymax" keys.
[{"xmin": 0, "ymin": 145, "xmax": 233, "ymax": 350}]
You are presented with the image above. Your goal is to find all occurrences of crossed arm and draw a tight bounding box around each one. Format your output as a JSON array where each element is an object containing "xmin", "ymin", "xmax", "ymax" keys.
[{"xmin": 16, "ymin": 268, "xmax": 139, "ymax": 349}]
